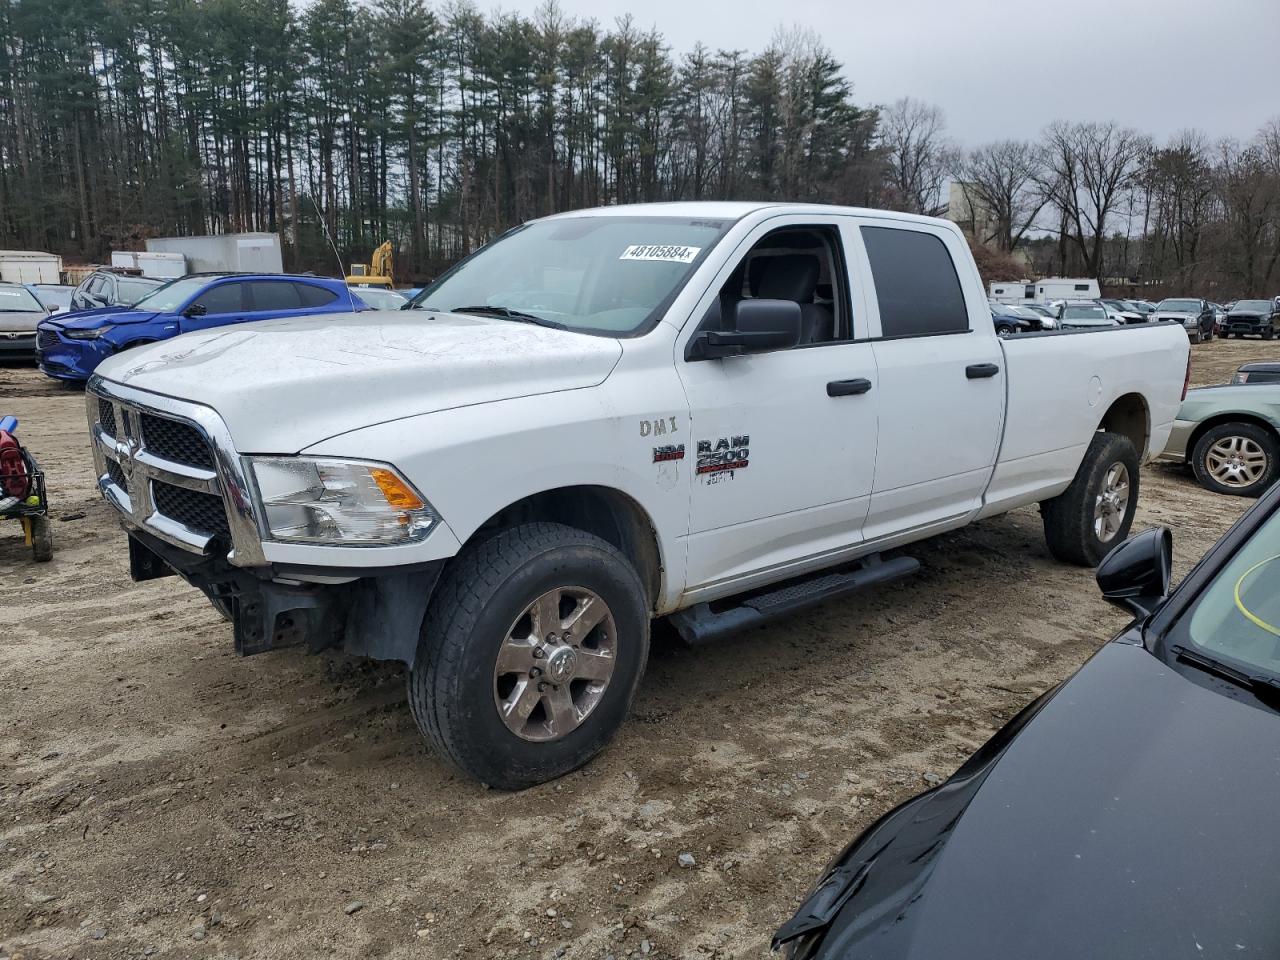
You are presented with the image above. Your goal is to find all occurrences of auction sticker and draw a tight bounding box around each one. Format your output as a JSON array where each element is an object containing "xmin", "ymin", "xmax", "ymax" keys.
[{"xmin": 619, "ymin": 244, "xmax": 701, "ymax": 264}]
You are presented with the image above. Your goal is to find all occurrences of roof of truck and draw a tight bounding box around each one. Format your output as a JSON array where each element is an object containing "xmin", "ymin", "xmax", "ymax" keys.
[{"xmin": 540, "ymin": 201, "xmax": 951, "ymax": 228}]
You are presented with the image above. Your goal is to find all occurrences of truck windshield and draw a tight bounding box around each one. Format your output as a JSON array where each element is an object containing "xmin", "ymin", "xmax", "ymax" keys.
[
  {"xmin": 1232, "ymin": 300, "xmax": 1272, "ymax": 313},
  {"xmin": 410, "ymin": 216, "xmax": 731, "ymax": 336},
  {"xmin": 1158, "ymin": 299, "xmax": 1200, "ymax": 311},
  {"xmin": 131, "ymin": 275, "xmax": 229, "ymax": 313}
]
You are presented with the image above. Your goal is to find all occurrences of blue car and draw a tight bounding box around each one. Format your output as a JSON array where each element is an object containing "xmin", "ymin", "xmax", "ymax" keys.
[{"xmin": 36, "ymin": 273, "xmax": 365, "ymax": 382}]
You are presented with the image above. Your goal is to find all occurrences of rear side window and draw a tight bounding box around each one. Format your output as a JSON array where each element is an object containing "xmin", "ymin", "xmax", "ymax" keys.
[
  {"xmin": 193, "ymin": 281, "xmax": 246, "ymax": 314},
  {"xmin": 247, "ymin": 281, "xmax": 303, "ymax": 311},
  {"xmin": 295, "ymin": 283, "xmax": 339, "ymax": 308},
  {"xmin": 861, "ymin": 227, "xmax": 968, "ymax": 337}
]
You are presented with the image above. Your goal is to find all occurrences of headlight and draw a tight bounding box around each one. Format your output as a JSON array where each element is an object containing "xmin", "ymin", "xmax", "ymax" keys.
[
  {"xmin": 63, "ymin": 324, "xmax": 114, "ymax": 340},
  {"xmin": 249, "ymin": 456, "xmax": 437, "ymax": 545}
]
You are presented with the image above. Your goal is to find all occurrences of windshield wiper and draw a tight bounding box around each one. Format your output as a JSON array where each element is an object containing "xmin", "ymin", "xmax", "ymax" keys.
[
  {"xmin": 450, "ymin": 305, "xmax": 566, "ymax": 330},
  {"xmin": 1171, "ymin": 644, "xmax": 1280, "ymax": 704}
]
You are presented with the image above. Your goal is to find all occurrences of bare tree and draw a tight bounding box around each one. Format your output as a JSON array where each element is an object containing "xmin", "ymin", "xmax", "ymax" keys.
[
  {"xmin": 1215, "ymin": 137, "xmax": 1280, "ymax": 295},
  {"xmin": 1141, "ymin": 130, "xmax": 1215, "ymax": 288},
  {"xmin": 879, "ymin": 97, "xmax": 955, "ymax": 215},
  {"xmin": 1038, "ymin": 120, "xmax": 1151, "ymax": 280},
  {"xmin": 954, "ymin": 139, "xmax": 1048, "ymax": 252}
]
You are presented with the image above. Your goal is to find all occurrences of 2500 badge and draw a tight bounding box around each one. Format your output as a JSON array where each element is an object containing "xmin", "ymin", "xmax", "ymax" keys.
[{"xmin": 697, "ymin": 435, "xmax": 749, "ymax": 479}]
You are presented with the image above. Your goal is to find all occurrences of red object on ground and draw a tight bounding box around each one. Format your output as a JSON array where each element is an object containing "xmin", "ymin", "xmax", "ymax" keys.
[{"xmin": 0, "ymin": 429, "xmax": 31, "ymax": 499}]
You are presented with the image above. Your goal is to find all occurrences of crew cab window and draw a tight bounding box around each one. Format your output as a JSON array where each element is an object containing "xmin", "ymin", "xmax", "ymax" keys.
[
  {"xmin": 861, "ymin": 226, "xmax": 968, "ymax": 337},
  {"xmin": 247, "ymin": 281, "xmax": 302, "ymax": 310},
  {"xmin": 295, "ymin": 283, "xmax": 339, "ymax": 307},
  {"xmin": 699, "ymin": 225, "xmax": 849, "ymax": 346},
  {"xmin": 193, "ymin": 282, "xmax": 246, "ymax": 314}
]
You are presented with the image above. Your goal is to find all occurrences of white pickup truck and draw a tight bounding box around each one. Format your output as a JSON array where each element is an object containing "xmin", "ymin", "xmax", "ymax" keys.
[{"xmin": 86, "ymin": 202, "xmax": 1190, "ymax": 788}]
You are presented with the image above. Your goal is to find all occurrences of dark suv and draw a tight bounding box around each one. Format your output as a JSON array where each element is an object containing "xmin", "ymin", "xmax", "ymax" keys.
[
  {"xmin": 69, "ymin": 270, "xmax": 165, "ymax": 312},
  {"xmin": 1221, "ymin": 299, "xmax": 1280, "ymax": 339}
]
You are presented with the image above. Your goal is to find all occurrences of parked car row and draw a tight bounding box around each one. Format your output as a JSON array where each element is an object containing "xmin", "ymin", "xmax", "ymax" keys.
[{"xmin": 0, "ymin": 270, "xmax": 418, "ymax": 381}]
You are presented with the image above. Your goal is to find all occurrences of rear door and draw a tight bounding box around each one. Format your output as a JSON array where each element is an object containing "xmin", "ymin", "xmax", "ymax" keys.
[{"xmin": 853, "ymin": 220, "xmax": 1005, "ymax": 542}]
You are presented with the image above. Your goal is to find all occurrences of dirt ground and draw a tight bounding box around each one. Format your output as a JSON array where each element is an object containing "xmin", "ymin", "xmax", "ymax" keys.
[{"xmin": 0, "ymin": 338, "xmax": 1271, "ymax": 960}]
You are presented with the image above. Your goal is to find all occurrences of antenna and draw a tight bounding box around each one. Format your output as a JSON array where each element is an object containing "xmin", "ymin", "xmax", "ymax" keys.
[{"xmin": 308, "ymin": 193, "xmax": 353, "ymax": 300}]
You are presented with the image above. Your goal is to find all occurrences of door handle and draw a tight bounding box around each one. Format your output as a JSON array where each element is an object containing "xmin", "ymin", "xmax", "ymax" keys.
[
  {"xmin": 827, "ymin": 378, "xmax": 873, "ymax": 397},
  {"xmin": 966, "ymin": 363, "xmax": 1000, "ymax": 379}
]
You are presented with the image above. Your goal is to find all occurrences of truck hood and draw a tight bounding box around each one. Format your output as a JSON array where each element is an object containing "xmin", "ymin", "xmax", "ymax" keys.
[{"xmin": 93, "ymin": 312, "xmax": 623, "ymax": 452}]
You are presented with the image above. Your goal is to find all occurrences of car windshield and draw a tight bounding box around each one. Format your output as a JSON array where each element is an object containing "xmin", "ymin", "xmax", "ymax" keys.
[
  {"xmin": 118, "ymin": 278, "xmax": 159, "ymax": 304},
  {"xmin": 1159, "ymin": 299, "xmax": 1200, "ymax": 311},
  {"xmin": 1232, "ymin": 300, "xmax": 1272, "ymax": 312},
  {"xmin": 131, "ymin": 275, "xmax": 227, "ymax": 313},
  {"xmin": 1177, "ymin": 506, "xmax": 1280, "ymax": 684},
  {"xmin": 409, "ymin": 215, "xmax": 731, "ymax": 335},
  {"xmin": 0, "ymin": 285, "xmax": 42, "ymax": 312},
  {"xmin": 357, "ymin": 288, "xmax": 408, "ymax": 310},
  {"xmin": 1062, "ymin": 305, "xmax": 1107, "ymax": 319}
]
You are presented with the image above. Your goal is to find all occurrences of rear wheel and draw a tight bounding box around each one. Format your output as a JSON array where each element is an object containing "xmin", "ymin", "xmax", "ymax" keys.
[
  {"xmin": 408, "ymin": 522, "xmax": 649, "ymax": 789},
  {"xmin": 1191, "ymin": 422, "xmax": 1278, "ymax": 497},
  {"xmin": 1042, "ymin": 431, "xmax": 1140, "ymax": 566}
]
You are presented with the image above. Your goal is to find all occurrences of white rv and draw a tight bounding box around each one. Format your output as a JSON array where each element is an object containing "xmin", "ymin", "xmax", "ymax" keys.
[{"xmin": 990, "ymin": 278, "xmax": 1100, "ymax": 305}]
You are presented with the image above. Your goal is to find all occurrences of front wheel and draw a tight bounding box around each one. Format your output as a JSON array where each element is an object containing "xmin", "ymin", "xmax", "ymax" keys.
[
  {"xmin": 1191, "ymin": 422, "xmax": 1278, "ymax": 497},
  {"xmin": 1041, "ymin": 431, "xmax": 1140, "ymax": 566},
  {"xmin": 408, "ymin": 522, "xmax": 649, "ymax": 789},
  {"xmin": 25, "ymin": 515, "xmax": 53, "ymax": 562}
]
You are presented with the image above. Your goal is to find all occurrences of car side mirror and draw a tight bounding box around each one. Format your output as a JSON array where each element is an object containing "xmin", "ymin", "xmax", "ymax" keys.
[
  {"xmin": 1096, "ymin": 527, "xmax": 1173, "ymax": 618},
  {"xmin": 691, "ymin": 299, "xmax": 802, "ymax": 360},
  {"xmin": 183, "ymin": 303, "xmax": 207, "ymax": 319},
  {"xmin": 45, "ymin": 304, "xmax": 55, "ymax": 314}
]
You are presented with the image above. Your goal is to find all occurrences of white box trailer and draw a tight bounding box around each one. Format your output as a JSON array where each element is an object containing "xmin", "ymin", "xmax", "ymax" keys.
[
  {"xmin": 145, "ymin": 233, "xmax": 283, "ymax": 274},
  {"xmin": 989, "ymin": 278, "xmax": 1100, "ymax": 304},
  {"xmin": 112, "ymin": 250, "xmax": 188, "ymax": 279},
  {"xmin": 0, "ymin": 250, "xmax": 63, "ymax": 284}
]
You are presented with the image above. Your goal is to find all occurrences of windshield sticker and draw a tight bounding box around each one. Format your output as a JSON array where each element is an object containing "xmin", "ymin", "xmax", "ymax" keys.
[
  {"xmin": 0, "ymin": 290, "xmax": 25, "ymax": 297},
  {"xmin": 620, "ymin": 244, "xmax": 701, "ymax": 264}
]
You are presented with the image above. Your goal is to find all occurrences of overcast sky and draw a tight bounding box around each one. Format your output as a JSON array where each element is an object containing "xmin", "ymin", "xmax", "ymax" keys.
[{"xmin": 487, "ymin": 0, "xmax": 1279, "ymax": 146}]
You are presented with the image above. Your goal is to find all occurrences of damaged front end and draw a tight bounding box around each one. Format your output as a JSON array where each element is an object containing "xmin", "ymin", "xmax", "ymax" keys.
[{"xmin": 128, "ymin": 528, "xmax": 441, "ymax": 663}]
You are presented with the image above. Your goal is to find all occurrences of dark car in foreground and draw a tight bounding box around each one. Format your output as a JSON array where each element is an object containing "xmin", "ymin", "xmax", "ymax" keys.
[
  {"xmin": 1221, "ymin": 298, "xmax": 1280, "ymax": 339},
  {"xmin": 775, "ymin": 492, "xmax": 1280, "ymax": 960}
]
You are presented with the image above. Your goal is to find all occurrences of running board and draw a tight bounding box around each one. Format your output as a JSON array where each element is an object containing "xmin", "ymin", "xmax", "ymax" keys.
[{"xmin": 668, "ymin": 554, "xmax": 920, "ymax": 645}]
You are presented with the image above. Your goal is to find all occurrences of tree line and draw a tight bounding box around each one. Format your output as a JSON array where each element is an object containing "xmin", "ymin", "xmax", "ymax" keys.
[{"xmin": 0, "ymin": 0, "xmax": 1277, "ymax": 295}]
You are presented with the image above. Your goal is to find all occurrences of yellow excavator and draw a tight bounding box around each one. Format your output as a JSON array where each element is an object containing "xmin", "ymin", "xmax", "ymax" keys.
[{"xmin": 345, "ymin": 240, "xmax": 393, "ymax": 287}]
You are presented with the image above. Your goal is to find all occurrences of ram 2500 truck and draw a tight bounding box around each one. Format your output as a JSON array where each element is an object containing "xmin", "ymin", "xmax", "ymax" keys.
[{"xmin": 85, "ymin": 202, "xmax": 1190, "ymax": 789}]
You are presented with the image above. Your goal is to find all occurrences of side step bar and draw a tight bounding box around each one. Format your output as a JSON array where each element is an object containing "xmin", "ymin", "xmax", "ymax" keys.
[{"xmin": 668, "ymin": 554, "xmax": 920, "ymax": 645}]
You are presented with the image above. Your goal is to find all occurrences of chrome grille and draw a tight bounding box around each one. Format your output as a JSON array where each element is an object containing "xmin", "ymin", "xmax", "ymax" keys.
[
  {"xmin": 98, "ymin": 398, "xmax": 117, "ymax": 438},
  {"xmin": 105, "ymin": 458, "xmax": 129, "ymax": 494},
  {"xmin": 153, "ymin": 481, "xmax": 230, "ymax": 540},
  {"xmin": 140, "ymin": 413, "xmax": 215, "ymax": 470}
]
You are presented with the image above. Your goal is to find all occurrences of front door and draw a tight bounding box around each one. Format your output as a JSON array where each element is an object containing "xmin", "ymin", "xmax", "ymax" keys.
[
  {"xmin": 179, "ymin": 280, "xmax": 249, "ymax": 334},
  {"xmin": 676, "ymin": 217, "xmax": 880, "ymax": 598}
]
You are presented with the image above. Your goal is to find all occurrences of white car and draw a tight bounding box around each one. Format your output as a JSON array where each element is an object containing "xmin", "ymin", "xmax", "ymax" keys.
[{"xmin": 85, "ymin": 202, "xmax": 1191, "ymax": 788}]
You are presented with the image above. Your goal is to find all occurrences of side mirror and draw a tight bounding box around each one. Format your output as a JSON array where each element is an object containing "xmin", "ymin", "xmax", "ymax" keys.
[
  {"xmin": 692, "ymin": 299, "xmax": 801, "ymax": 360},
  {"xmin": 183, "ymin": 303, "xmax": 208, "ymax": 319},
  {"xmin": 1096, "ymin": 527, "xmax": 1173, "ymax": 618},
  {"xmin": 45, "ymin": 304, "xmax": 55, "ymax": 314}
]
